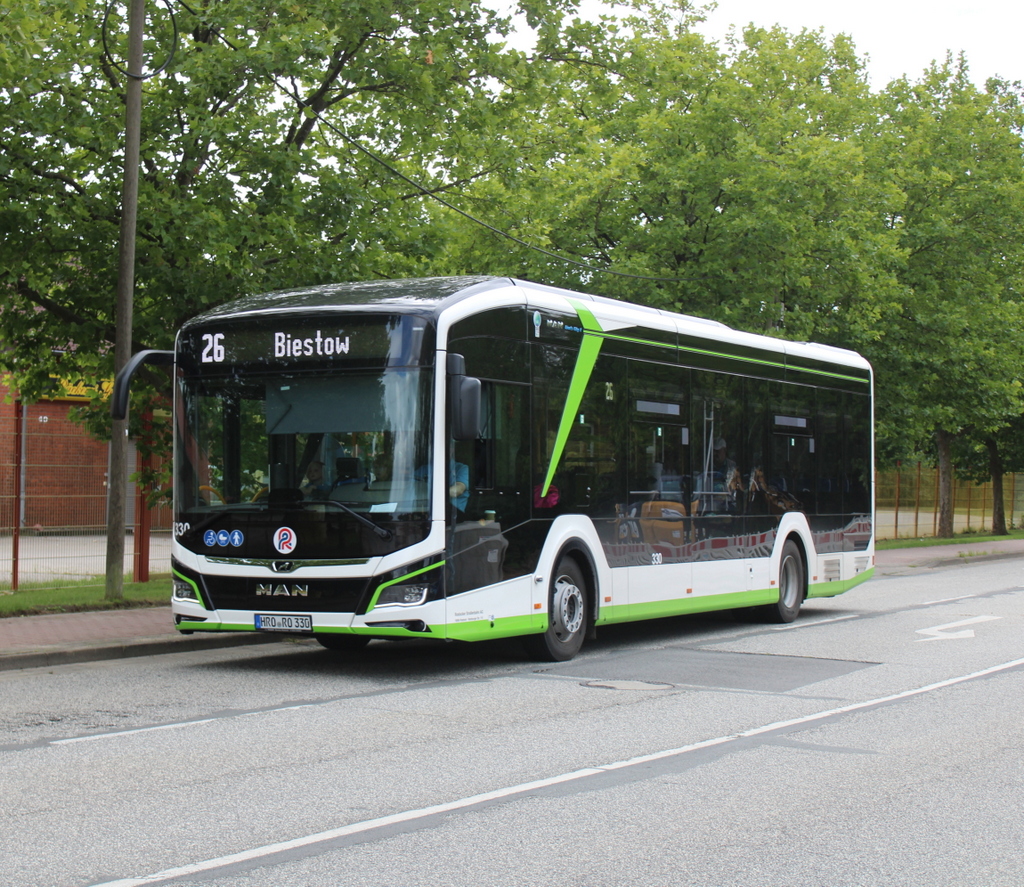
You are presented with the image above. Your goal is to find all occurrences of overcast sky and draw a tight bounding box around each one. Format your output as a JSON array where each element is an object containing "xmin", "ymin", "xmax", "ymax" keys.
[
  {"xmin": 510, "ymin": 0, "xmax": 1021, "ymax": 90},
  {"xmin": 694, "ymin": 0, "xmax": 1022, "ymax": 88}
]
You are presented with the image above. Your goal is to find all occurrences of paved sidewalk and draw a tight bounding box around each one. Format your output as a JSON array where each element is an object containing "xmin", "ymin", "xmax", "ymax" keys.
[
  {"xmin": 0, "ymin": 607, "xmax": 279, "ymax": 671},
  {"xmin": 874, "ymin": 537, "xmax": 1024, "ymax": 574},
  {"xmin": 3, "ymin": 539, "xmax": 1024, "ymax": 671}
]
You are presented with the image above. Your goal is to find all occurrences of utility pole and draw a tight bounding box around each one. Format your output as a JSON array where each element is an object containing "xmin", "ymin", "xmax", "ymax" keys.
[{"xmin": 106, "ymin": 0, "xmax": 146, "ymax": 601}]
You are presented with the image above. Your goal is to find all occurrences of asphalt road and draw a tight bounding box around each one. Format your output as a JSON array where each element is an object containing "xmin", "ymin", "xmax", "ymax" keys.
[{"xmin": 2, "ymin": 554, "xmax": 1022, "ymax": 887}]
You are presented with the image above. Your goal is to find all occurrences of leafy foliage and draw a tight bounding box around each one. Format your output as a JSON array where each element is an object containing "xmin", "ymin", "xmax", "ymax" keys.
[
  {"xmin": 0, "ymin": 0, "xmax": 580, "ymax": 406},
  {"xmin": 5, "ymin": 0, "xmax": 1024, "ymax": 535},
  {"xmin": 434, "ymin": 6, "xmax": 906, "ymax": 351},
  {"xmin": 869, "ymin": 63, "xmax": 1024, "ymax": 465}
]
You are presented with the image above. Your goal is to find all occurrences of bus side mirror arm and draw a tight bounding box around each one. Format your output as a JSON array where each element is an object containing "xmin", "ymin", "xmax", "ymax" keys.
[
  {"xmin": 110, "ymin": 349, "xmax": 175, "ymax": 420},
  {"xmin": 447, "ymin": 352, "xmax": 481, "ymax": 441}
]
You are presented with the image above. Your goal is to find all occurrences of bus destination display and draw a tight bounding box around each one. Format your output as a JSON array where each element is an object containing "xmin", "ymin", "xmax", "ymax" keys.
[{"xmin": 180, "ymin": 314, "xmax": 428, "ymax": 368}]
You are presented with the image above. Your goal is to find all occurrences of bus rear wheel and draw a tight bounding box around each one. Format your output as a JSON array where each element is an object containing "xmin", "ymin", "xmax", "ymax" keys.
[
  {"xmin": 763, "ymin": 539, "xmax": 804, "ymax": 623},
  {"xmin": 524, "ymin": 557, "xmax": 588, "ymax": 662},
  {"xmin": 316, "ymin": 634, "xmax": 371, "ymax": 653}
]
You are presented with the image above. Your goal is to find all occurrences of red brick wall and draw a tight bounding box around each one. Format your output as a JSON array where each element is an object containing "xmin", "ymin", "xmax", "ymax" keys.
[
  {"xmin": 0, "ymin": 396, "xmax": 18, "ymax": 532},
  {"xmin": 21, "ymin": 399, "xmax": 109, "ymax": 528},
  {"xmin": 0, "ymin": 384, "xmax": 170, "ymax": 531}
]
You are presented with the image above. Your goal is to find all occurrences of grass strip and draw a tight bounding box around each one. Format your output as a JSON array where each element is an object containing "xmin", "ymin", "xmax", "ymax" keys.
[
  {"xmin": 876, "ymin": 530, "xmax": 1024, "ymax": 550},
  {"xmin": 0, "ymin": 574, "xmax": 170, "ymax": 618}
]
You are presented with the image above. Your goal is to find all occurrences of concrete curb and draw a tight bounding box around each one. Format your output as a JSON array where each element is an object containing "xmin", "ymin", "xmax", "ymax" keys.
[
  {"xmin": 0, "ymin": 632, "xmax": 282, "ymax": 672},
  {"xmin": 875, "ymin": 540, "xmax": 1024, "ymax": 573}
]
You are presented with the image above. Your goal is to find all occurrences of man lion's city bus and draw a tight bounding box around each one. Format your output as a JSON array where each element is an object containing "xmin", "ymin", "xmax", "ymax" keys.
[{"xmin": 113, "ymin": 276, "xmax": 874, "ymax": 661}]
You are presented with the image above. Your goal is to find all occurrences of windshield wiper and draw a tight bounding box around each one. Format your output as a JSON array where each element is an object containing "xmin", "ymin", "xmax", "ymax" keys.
[{"xmin": 323, "ymin": 500, "xmax": 393, "ymax": 540}]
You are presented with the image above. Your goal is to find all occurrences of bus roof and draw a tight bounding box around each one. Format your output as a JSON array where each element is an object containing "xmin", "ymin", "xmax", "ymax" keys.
[
  {"xmin": 185, "ymin": 276, "xmax": 870, "ymax": 374},
  {"xmin": 186, "ymin": 276, "xmax": 502, "ymax": 322}
]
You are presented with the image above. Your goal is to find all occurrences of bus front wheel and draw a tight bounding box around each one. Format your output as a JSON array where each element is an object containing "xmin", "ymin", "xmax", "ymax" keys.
[
  {"xmin": 763, "ymin": 539, "xmax": 804, "ymax": 624},
  {"xmin": 524, "ymin": 557, "xmax": 588, "ymax": 662}
]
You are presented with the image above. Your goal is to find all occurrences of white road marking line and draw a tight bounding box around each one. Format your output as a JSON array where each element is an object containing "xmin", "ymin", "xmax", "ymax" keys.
[
  {"xmin": 772, "ymin": 614, "xmax": 861, "ymax": 631},
  {"xmin": 91, "ymin": 655, "xmax": 1024, "ymax": 887},
  {"xmin": 53, "ymin": 719, "xmax": 216, "ymax": 745},
  {"xmin": 51, "ymin": 707, "xmax": 320, "ymax": 746}
]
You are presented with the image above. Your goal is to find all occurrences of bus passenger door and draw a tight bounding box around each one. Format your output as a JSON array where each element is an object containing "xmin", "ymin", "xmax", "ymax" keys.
[
  {"xmin": 446, "ymin": 381, "xmax": 533, "ymax": 638},
  {"xmin": 626, "ymin": 413, "xmax": 693, "ymax": 615},
  {"xmin": 627, "ymin": 419, "xmax": 691, "ymax": 553}
]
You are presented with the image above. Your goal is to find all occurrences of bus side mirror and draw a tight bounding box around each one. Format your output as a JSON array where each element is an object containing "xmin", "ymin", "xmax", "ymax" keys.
[
  {"xmin": 447, "ymin": 353, "xmax": 481, "ymax": 441},
  {"xmin": 111, "ymin": 349, "xmax": 175, "ymax": 420}
]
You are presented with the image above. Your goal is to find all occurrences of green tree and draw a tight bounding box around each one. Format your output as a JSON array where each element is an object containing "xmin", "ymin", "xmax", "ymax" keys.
[
  {"xmin": 950, "ymin": 413, "xmax": 1024, "ymax": 535},
  {"xmin": 870, "ymin": 61, "xmax": 1024, "ymax": 536},
  {"xmin": 434, "ymin": 3, "xmax": 905, "ymax": 351},
  {"xmin": 437, "ymin": 20, "xmax": 1024, "ymax": 540},
  {"xmin": 0, "ymin": 0, "xmax": 585, "ymax": 411}
]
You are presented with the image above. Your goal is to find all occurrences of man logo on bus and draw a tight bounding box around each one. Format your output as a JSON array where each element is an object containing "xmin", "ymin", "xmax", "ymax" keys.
[{"xmin": 273, "ymin": 527, "xmax": 297, "ymax": 554}]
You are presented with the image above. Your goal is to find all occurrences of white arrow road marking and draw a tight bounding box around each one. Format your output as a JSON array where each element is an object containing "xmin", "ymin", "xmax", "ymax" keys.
[{"xmin": 915, "ymin": 615, "xmax": 1001, "ymax": 641}]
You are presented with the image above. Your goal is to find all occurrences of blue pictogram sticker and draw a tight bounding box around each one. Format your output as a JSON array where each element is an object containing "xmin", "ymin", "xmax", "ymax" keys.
[
  {"xmin": 216, "ymin": 530, "xmax": 230, "ymax": 547},
  {"xmin": 204, "ymin": 530, "xmax": 218, "ymax": 547},
  {"xmin": 229, "ymin": 529, "xmax": 244, "ymax": 547}
]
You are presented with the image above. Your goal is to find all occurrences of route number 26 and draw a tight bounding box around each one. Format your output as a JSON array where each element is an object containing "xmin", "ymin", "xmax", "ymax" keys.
[{"xmin": 201, "ymin": 333, "xmax": 225, "ymax": 363}]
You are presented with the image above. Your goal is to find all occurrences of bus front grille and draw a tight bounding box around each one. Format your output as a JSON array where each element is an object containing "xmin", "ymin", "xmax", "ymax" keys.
[{"xmin": 202, "ymin": 576, "xmax": 370, "ymax": 614}]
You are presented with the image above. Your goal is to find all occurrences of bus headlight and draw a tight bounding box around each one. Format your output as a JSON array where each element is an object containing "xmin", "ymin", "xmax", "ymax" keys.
[
  {"xmin": 376, "ymin": 583, "xmax": 431, "ymax": 607},
  {"xmin": 172, "ymin": 577, "xmax": 199, "ymax": 602}
]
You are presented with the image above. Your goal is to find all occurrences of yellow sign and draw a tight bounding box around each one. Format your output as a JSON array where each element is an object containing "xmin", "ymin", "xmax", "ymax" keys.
[{"xmin": 43, "ymin": 376, "xmax": 114, "ymax": 402}]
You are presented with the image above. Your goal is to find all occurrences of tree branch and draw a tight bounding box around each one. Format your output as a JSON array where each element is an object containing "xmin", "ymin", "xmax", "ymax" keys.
[{"xmin": 14, "ymin": 279, "xmax": 152, "ymax": 355}]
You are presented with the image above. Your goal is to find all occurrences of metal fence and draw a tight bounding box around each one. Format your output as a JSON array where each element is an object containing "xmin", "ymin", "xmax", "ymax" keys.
[
  {"xmin": 875, "ymin": 464, "xmax": 1024, "ymax": 539},
  {"xmin": 0, "ymin": 399, "xmax": 171, "ymax": 591}
]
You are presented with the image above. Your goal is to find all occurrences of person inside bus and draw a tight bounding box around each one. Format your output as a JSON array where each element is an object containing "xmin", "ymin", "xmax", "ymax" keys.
[
  {"xmin": 300, "ymin": 460, "xmax": 330, "ymax": 498},
  {"xmin": 413, "ymin": 459, "xmax": 470, "ymax": 513},
  {"xmin": 713, "ymin": 438, "xmax": 737, "ymax": 480},
  {"xmin": 717, "ymin": 438, "xmax": 749, "ymax": 514},
  {"xmin": 714, "ymin": 438, "xmax": 746, "ymax": 511},
  {"xmin": 449, "ymin": 459, "xmax": 469, "ymax": 513},
  {"xmin": 694, "ymin": 437, "xmax": 742, "ymax": 516}
]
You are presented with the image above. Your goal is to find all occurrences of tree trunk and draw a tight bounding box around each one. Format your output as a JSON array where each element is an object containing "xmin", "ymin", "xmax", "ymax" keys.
[
  {"xmin": 936, "ymin": 429, "xmax": 955, "ymax": 538},
  {"xmin": 987, "ymin": 437, "xmax": 1007, "ymax": 535}
]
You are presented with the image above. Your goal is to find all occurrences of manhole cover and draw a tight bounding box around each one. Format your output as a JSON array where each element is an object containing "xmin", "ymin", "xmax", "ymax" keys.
[{"xmin": 545, "ymin": 648, "xmax": 876, "ymax": 692}]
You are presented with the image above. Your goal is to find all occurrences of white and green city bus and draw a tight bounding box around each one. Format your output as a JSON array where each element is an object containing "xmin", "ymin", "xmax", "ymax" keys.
[{"xmin": 113, "ymin": 276, "xmax": 874, "ymax": 661}]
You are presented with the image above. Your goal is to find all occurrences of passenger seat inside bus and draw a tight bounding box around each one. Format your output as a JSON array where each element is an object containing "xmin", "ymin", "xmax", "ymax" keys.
[{"xmin": 334, "ymin": 457, "xmax": 365, "ymax": 486}]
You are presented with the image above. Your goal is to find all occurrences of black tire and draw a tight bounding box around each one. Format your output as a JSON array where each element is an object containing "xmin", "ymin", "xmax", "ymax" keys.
[
  {"xmin": 523, "ymin": 556, "xmax": 588, "ymax": 661},
  {"xmin": 763, "ymin": 539, "xmax": 804, "ymax": 623},
  {"xmin": 316, "ymin": 634, "xmax": 371, "ymax": 652}
]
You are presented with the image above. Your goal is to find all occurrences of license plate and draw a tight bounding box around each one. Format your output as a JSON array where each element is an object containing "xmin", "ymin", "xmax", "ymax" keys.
[{"xmin": 254, "ymin": 613, "xmax": 313, "ymax": 632}]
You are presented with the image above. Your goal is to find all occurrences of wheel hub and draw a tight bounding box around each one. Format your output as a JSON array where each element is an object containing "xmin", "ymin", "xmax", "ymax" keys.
[{"xmin": 553, "ymin": 575, "xmax": 584, "ymax": 638}]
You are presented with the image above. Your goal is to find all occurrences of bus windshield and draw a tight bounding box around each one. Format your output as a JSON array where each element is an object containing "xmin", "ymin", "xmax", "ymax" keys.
[{"xmin": 174, "ymin": 366, "xmax": 434, "ymax": 559}]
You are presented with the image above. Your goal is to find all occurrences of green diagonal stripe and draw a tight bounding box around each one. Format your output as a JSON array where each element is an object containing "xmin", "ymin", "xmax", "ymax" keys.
[{"xmin": 541, "ymin": 299, "xmax": 604, "ymax": 497}]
